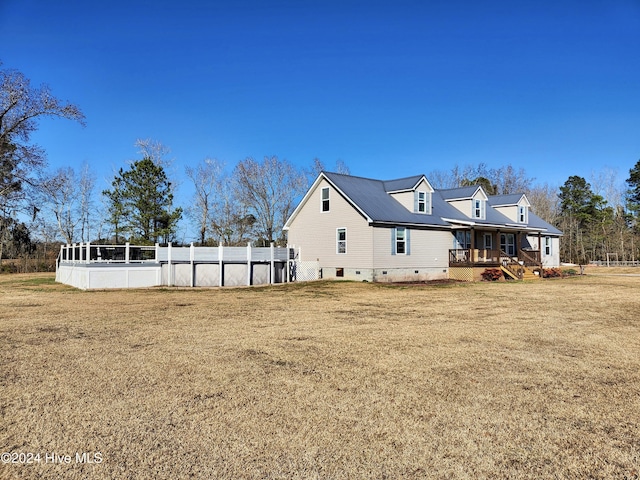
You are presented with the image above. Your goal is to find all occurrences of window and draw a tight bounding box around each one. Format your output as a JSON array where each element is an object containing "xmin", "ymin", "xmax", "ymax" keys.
[
  {"xmin": 455, "ymin": 231, "xmax": 471, "ymax": 249},
  {"xmin": 544, "ymin": 236, "xmax": 551, "ymax": 256},
  {"xmin": 337, "ymin": 228, "xmax": 346, "ymax": 254},
  {"xmin": 500, "ymin": 233, "xmax": 516, "ymax": 256},
  {"xmin": 519, "ymin": 205, "xmax": 528, "ymax": 223},
  {"xmin": 392, "ymin": 227, "xmax": 410, "ymax": 255},
  {"xmin": 414, "ymin": 191, "xmax": 431, "ymax": 214},
  {"xmin": 483, "ymin": 233, "xmax": 493, "ymax": 250},
  {"xmin": 417, "ymin": 192, "xmax": 426, "ymax": 212},
  {"xmin": 396, "ymin": 227, "xmax": 406, "ymax": 254},
  {"xmin": 473, "ymin": 199, "xmax": 485, "ymax": 219},
  {"xmin": 321, "ymin": 187, "xmax": 330, "ymax": 212}
]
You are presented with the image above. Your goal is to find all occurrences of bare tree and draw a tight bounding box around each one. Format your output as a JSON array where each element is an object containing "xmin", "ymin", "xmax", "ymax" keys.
[
  {"xmin": 185, "ymin": 158, "xmax": 224, "ymax": 245},
  {"xmin": 134, "ymin": 138, "xmax": 173, "ymax": 168},
  {"xmin": 0, "ymin": 63, "xmax": 85, "ymax": 254},
  {"xmin": 526, "ymin": 183, "xmax": 560, "ymax": 225},
  {"xmin": 210, "ymin": 178, "xmax": 256, "ymax": 246},
  {"xmin": 233, "ymin": 156, "xmax": 307, "ymax": 245},
  {"xmin": 37, "ymin": 165, "xmax": 94, "ymax": 244},
  {"xmin": 305, "ymin": 158, "xmax": 350, "ymax": 186}
]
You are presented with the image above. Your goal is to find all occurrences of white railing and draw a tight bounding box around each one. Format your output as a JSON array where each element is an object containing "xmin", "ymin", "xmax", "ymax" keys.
[
  {"xmin": 58, "ymin": 243, "xmax": 157, "ymax": 264},
  {"xmin": 57, "ymin": 242, "xmax": 318, "ymax": 287},
  {"xmin": 58, "ymin": 242, "xmax": 293, "ymax": 265}
]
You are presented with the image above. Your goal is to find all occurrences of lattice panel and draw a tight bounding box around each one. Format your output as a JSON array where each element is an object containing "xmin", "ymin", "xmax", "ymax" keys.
[
  {"xmin": 449, "ymin": 267, "xmax": 473, "ymax": 282},
  {"xmin": 291, "ymin": 261, "xmax": 320, "ymax": 282}
]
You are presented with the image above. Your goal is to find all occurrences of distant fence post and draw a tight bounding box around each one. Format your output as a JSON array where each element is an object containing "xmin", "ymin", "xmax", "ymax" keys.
[
  {"xmin": 86, "ymin": 242, "xmax": 91, "ymax": 263},
  {"xmin": 247, "ymin": 242, "xmax": 252, "ymax": 286},
  {"xmin": 270, "ymin": 242, "xmax": 275, "ymax": 284},
  {"xmin": 125, "ymin": 242, "xmax": 130, "ymax": 264},
  {"xmin": 71, "ymin": 243, "xmax": 76, "ymax": 262},
  {"xmin": 218, "ymin": 243, "xmax": 224, "ymax": 287},
  {"xmin": 190, "ymin": 242, "xmax": 195, "ymax": 287},
  {"xmin": 167, "ymin": 242, "xmax": 173, "ymax": 286}
]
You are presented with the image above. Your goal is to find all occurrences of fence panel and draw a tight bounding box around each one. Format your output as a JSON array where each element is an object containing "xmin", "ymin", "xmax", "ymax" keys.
[{"xmin": 291, "ymin": 260, "xmax": 320, "ymax": 282}]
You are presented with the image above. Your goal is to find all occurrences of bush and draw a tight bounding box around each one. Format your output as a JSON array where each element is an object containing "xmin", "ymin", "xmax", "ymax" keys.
[
  {"xmin": 481, "ymin": 268, "xmax": 503, "ymax": 281},
  {"xmin": 543, "ymin": 268, "xmax": 564, "ymax": 278},
  {"xmin": 563, "ymin": 268, "xmax": 578, "ymax": 276}
]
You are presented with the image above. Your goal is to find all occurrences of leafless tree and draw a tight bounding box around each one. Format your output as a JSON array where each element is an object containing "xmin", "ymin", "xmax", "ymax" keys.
[
  {"xmin": 233, "ymin": 156, "xmax": 307, "ymax": 245},
  {"xmin": 185, "ymin": 157, "xmax": 224, "ymax": 245},
  {"xmin": 526, "ymin": 183, "xmax": 560, "ymax": 225},
  {"xmin": 37, "ymin": 164, "xmax": 95, "ymax": 244},
  {"xmin": 305, "ymin": 158, "xmax": 350, "ymax": 186},
  {"xmin": 0, "ymin": 63, "xmax": 85, "ymax": 252}
]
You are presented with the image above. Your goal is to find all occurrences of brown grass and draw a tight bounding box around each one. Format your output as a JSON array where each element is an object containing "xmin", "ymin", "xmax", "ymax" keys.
[{"xmin": 1, "ymin": 273, "xmax": 639, "ymax": 479}]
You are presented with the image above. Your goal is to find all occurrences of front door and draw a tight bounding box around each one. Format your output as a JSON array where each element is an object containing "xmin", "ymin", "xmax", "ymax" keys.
[{"xmin": 500, "ymin": 233, "xmax": 516, "ymax": 256}]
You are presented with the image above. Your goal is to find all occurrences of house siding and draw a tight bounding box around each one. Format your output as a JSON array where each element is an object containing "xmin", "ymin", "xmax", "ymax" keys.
[
  {"xmin": 526, "ymin": 234, "xmax": 561, "ymax": 267},
  {"xmin": 448, "ymin": 199, "xmax": 472, "ymax": 217},
  {"xmin": 372, "ymin": 226, "xmax": 450, "ymax": 268},
  {"xmin": 494, "ymin": 205, "xmax": 518, "ymax": 222},
  {"xmin": 389, "ymin": 179, "xmax": 433, "ymax": 212},
  {"xmin": 287, "ymin": 179, "xmax": 373, "ymax": 273}
]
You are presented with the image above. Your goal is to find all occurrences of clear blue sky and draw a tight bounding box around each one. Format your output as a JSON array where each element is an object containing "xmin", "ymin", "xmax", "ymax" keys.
[{"xmin": 2, "ymin": 0, "xmax": 639, "ymax": 238}]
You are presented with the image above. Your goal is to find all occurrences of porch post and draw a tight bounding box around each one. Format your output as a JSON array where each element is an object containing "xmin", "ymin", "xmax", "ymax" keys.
[
  {"xmin": 538, "ymin": 232, "xmax": 543, "ymax": 267},
  {"xmin": 470, "ymin": 227, "xmax": 475, "ymax": 263}
]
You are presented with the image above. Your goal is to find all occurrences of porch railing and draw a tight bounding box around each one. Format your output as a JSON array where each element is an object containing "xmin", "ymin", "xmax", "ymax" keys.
[
  {"xmin": 449, "ymin": 248, "xmax": 541, "ymax": 267},
  {"xmin": 449, "ymin": 249, "xmax": 501, "ymax": 266}
]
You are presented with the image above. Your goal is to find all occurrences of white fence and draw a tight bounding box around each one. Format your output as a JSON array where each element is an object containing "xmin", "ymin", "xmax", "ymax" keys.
[{"xmin": 56, "ymin": 242, "xmax": 319, "ymax": 289}]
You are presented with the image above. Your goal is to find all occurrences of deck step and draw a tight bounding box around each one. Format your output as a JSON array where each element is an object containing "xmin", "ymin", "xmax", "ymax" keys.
[{"xmin": 501, "ymin": 265, "xmax": 541, "ymax": 280}]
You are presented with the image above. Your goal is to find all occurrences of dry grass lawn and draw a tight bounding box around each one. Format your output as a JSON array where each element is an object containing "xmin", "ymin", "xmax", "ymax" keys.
[{"xmin": 1, "ymin": 272, "xmax": 639, "ymax": 479}]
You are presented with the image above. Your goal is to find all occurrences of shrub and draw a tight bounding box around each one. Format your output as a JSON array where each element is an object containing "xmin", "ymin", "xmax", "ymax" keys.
[
  {"xmin": 481, "ymin": 268, "xmax": 503, "ymax": 281},
  {"xmin": 543, "ymin": 268, "xmax": 564, "ymax": 278},
  {"xmin": 563, "ymin": 268, "xmax": 578, "ymax": 276}
]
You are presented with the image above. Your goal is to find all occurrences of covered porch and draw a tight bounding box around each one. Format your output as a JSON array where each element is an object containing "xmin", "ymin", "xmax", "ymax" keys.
[{"xmin": 449, "ymin": 228, "xmax": 544, "ymax": 278}]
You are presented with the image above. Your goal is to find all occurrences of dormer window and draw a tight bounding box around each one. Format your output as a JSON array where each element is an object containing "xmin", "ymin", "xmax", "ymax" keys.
[
  {"xmin": 414, "ymin": 191, "xmax": 431, "ymax": 214},
  {"xmin": 473, "ymin": 199, "xmax": 485, "ymax": 219},
  {"xmin": 518, "ymin": 205, "xmax": 528, "ymax": 223}
]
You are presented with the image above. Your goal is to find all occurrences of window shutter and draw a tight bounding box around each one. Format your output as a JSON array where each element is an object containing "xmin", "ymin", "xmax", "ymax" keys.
[
  {"xmin": 426, "ymin": 193, "xmax": 431, "ymax": 214},
  {"xmin": 406, "ymin": 228, "xmax": 411, "ymax": 255},
  {"xmin": 391, "ymin": 228, "xmax": 396, "ymax": 255},
  {"xmin": 413, "ymin": 191, "xmax": 419, "ymax": 213}
]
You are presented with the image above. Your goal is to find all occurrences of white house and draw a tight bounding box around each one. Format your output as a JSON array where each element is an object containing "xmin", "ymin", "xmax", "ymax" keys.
[{"xmin": 284, "ymin": 172, "xmax": 562, "ymax": 282}]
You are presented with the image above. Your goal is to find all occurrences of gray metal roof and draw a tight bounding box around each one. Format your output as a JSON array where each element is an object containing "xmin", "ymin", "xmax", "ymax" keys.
[
  {"xmin": 488, "ymin": 194, "xmax": 524, "ymax": 206},
  {"xmin": 324, "ymin": 172, "xmax": 450, "ymax": 226},
  {"xmin": 320, "ymin": 172, "xmax": 562, "ymax": 234},
  {"xmin": 438, "ymin": 185, "xmax": 482, "ymax": 200},
  {"xmin": 382, "ymin": 175, "xmax": 425, "ymax": 192}
]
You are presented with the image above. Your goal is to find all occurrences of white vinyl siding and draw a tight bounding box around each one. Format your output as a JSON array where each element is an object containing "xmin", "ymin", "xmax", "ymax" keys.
[
  {"xmin": 373, "ymin": 227, "xmax": 450, "ymax": 269},
  {"xmin": 287, "ymin": 179, "xmax": 373, "ymax": 269},
  {"xmin": 388, "ymin": 179, "xmax": 433, "ymax": 214}
]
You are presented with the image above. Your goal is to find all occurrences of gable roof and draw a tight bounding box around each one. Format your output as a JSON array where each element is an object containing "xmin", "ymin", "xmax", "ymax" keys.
[
  {"xmin": 285, "ymin": 171, "xmax": 562, "ymax": 235},
  {"xmin": 322, "ymin": 172, "xmax": 450, "ymax": 227},
  {"xmin": 439, "ymin": 185, "xmax": 484, "ymax": 201},
  {"xmin": 488, "ymin": 193, "xmax": 529, "ymax": 207},
  {"xmin": 382, "ymin": 175, "xmax": 427, "ymax": 193}
]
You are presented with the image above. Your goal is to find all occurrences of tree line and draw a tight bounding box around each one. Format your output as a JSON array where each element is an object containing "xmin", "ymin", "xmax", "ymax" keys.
[{"xmin": 2, "ymin": 62, "xmax": 640, "ymax": 270}]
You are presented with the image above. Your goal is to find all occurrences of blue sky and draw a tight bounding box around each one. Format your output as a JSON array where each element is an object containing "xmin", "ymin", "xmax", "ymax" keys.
[{"xmin": 2, "ymin": 0, "xmax": 640, "ymax": 239}]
